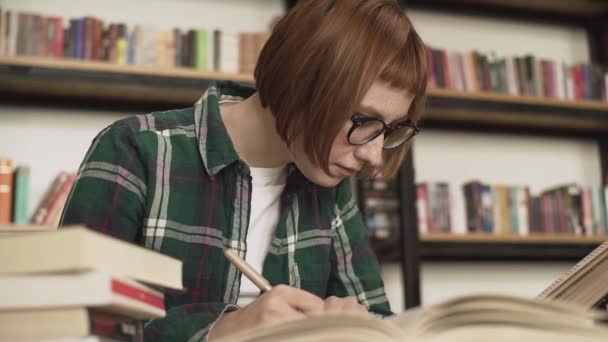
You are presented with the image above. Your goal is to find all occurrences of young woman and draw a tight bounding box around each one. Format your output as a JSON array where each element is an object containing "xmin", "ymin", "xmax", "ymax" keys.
[{"xmin": 61, "ymin": 0, "xmax": 427, "ymax": 340}]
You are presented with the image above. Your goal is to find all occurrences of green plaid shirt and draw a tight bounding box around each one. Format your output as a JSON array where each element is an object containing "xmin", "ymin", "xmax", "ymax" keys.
[{"xmin": 61, "ymin": 81, "xmax": 391, "ymax": 341}]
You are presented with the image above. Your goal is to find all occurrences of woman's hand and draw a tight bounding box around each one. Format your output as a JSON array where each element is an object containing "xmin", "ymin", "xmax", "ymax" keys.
[
  {"xmin": 322, "ymin": 295, "xmax": 371, "ymax": 318},
  {"xmin": 208, "ymin": 285, "xmax": 325, "ymax": 340}
]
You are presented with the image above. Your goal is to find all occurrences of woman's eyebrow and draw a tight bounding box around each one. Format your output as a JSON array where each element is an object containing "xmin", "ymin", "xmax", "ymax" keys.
[{"xmin": 358, "ymin": 105, "xmax": 408, "ymax": 123}]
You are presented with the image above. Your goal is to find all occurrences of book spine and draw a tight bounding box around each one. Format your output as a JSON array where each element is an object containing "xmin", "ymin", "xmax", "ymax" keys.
[
  {"xmin": 195, "ymin": 29, "xmax": 208, "ymax": 70},
  {"xmin": 173, "ymin": 28, "xmax": 182, "ymax": 67},
  {"xmin": 517, "ymin": 186, "xmax": 529, "ymax": 236},
  {"xmin": 582, "ymin": 187, "xmax": 594, "ymax": 236},
  {"xmin": 89, "ymin": 310, "xmax": 143, "ymax": 341},
  {"xmin": 591, "ymin": 187, "xmax": 604, "ymax": 235},
  {"xmin": 439, "ymin": 183, "xmax": 451, "ymax": 232},
  {"xmin": 416, "ymin": 184, "xmax": 429, "ymax": 234},
  {"xmin": 53, "ymin": 17, "xmax": 63, "ymax": 58},
  {"xmin": 0, "ymin": 159, "xmax": 13, "ymax": 224},
  {"xmin": 428, "ymin": 183, "xmax": 438, "ymax": 232},
  {"xmin": 0, "ymin": 8, "xmax": 5, "ymax": 56},
  {"xmin": 481, "ymin": 184, "xmax": 493, "ymax": 233},
  {"xmin": 492, "ymin": 185, "xmax": 502, "ymax": 235},
  {"xmin": 509, "ymin": 186, "xmax": 519, "ymax": 234},
  {"xmin": 30, "ymin": 171, "xmax": 69, "ymax": 225},
  {"xmin": 12, "ymin": 166, "xmax": 29, "ymax": 225},
  {"xmin": 604, "ymin": 186, "xmax": 608, "ymax": 234},
  {"xmin": 43, "ymin": 173, "xmax": 76, "ymax": 227}
]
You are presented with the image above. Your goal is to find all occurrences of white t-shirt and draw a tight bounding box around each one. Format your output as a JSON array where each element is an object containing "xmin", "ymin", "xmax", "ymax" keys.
[{"xmin": 237, "ymin": 166, "xmax": 287, "ymax": 306}]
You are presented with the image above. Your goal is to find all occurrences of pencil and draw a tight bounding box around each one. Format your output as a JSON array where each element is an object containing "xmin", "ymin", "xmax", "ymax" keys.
[{"xmin": 224, "ymin": 249, "xmax": 273, "ymax": 293}]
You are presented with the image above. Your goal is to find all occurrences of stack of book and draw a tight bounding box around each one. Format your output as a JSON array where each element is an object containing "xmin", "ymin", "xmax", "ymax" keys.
[{"xmin": 0, "ymin": 225, "xmax": 183, "ymax": 341}]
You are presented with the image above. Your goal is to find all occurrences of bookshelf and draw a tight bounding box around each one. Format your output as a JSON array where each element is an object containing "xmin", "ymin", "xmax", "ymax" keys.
[{"xmin": 420, "ymin": 233, "xmax": 605, "ymax": 261}]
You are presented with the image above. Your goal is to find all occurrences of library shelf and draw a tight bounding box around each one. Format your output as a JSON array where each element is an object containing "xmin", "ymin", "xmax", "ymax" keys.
[
  {"xmin": 3, "ymin": 55, "xmax": 608, "ymax": 133},
  {"xmin": 425, "ymin": 88, "xmax": 608, "ymax": 133},
  {"xmin": 0, "ymin": 56, "xmax": 254, "ymax": 107},
  {"xmin": 418, "ymin": 233, "xmax": 606, "ymax": 261},
  {"xmin": 419, "ymin": 232, "xmax": 608, "ymax": 244}
]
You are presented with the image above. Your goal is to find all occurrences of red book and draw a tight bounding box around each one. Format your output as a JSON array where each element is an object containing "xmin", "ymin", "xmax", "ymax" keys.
[
  {"xmin": 84, "ymin": 16, "xmax": 94, "ymax": 60},
  {"xmin": 92, "ymin": 18, "xmax": 103, "ymax": 60},
  {"xmin": 31, "ymin": 171, "xmax": 71, "ymax": 225},
  {"xmin": 0, "ymin": 308, "xmax": 143, "ymax": 341},
  {"xmin": 0, "ymin": 270, "xmax": 165, "ymax": 319},
  {"xmin": 0, "ymin": 159, "xmax": 13, "ymax": 224},
  {"xmin": 425, "ymin": 45, "xmax": 436, "ymax": 89},
  {"xmin": 440, "ymin": 49, "xmax": 451, "ymax": 88},
  {"xmin": 571, "ymin": 66, "xmax": 583, "ymax": 100},
  {"xmin": 43, "ymin": 172, "xmax": 77, "ymax": 226},
  {"xmin": 53, "ymin": 17, "xmax": 64, "ymax": 58}
]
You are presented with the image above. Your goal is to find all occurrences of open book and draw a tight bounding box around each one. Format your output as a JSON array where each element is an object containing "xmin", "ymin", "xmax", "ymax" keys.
[
  {"xmin": 217, "ymin": 294, "xmax": 608, "ymax": 341},
  {"xmin": 218, "ymin": 241, "xmax": 608, "ymax": 341},
  {"xmin": 537, "ymin": 241, "xmax": 608, "ymax": 308}
]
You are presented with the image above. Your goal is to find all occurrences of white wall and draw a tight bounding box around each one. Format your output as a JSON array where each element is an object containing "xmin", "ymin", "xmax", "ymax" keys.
[
  {"xmin": 0, "ymin": 107, "xmax": 132, "ymax": 216},
  {"xmin": 0, "ymin": 1, "xmax": 599, "ymax": 313},
  {"xmin": 411, "ymin": 10, "xmax": 590, "ymax": 64}
]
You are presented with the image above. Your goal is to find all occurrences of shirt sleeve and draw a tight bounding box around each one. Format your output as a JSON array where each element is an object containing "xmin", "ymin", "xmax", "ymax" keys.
[
  {"xmin": 326, "ymin": 180, "xmax": 393, "ymax": 317},
  {"xmin": 60, "ymin": 121, "xmax": 146, "ymax": 241},
  {"xmin": 59, "ymin": 121, "xmax": 236, "ymax": 341}
]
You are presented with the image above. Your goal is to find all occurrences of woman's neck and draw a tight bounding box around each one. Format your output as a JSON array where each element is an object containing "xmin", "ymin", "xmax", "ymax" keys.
[{"xmin": 220, "ymin": 93, "xmax": 292, "ymax": 168}]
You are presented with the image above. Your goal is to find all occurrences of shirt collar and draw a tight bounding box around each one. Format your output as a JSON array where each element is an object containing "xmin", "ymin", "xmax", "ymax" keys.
[{"xmin": 194, "ymin": 81, "xmax": 256, "ymax": 178}]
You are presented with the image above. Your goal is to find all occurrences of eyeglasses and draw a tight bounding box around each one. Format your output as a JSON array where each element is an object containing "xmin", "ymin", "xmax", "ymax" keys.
[{"xmin": 347, "ymin": 113, "xmax": 420, "ymax": 149}]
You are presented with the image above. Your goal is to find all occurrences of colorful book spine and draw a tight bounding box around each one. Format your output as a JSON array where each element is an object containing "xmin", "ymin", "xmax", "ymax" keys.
[
  {"xmin": 416, "ymin": 184, "xmax": 429, "ymax": 234},
  {"xmin": 0, "ymin": 159, "xmax": 13, "ymax": 224},
  {"xmin": 11, "ymin": 166, "xmax": 29, "ymax": 224},
  {"xmin": 604, "ymin": 186, "xmax": 608, "ymax": 234},
  {"xmin": 195, "ymin": 29, "xmax": 208, "ymax": 70},
  {"xmin": 591, "ymin": 187, "xmax": 607, "ymax": 235}
]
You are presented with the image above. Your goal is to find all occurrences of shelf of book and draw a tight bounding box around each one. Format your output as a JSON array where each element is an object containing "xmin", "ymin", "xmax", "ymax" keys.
[
  {"xmin": 419, "ymin": 233, "xmax": 605, "ymax": 261},
  {"xmin": 370, "ymin": 234, "xmax": 605, "ymax": 263},
  {"xmin": 419, "ymin": 233, "xmax": 607, "ymax": 244}
]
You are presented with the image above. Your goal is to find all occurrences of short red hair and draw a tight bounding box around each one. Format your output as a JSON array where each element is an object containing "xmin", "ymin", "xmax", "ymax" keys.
[{"xmin": 255, "ymin": 0, "xmax": 427, "ymax": 179}]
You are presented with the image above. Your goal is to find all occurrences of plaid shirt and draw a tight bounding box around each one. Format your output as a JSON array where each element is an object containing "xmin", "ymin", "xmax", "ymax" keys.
[{"xmin": 61, "ymin": 81, "xmax": 391, "ymax": 341}]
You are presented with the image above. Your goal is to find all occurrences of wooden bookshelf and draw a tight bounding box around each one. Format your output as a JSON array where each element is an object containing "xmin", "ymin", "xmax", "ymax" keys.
[
  {"xmin": 0, "ymin": 56, "xmax": 253, "ymax": 82},
  {"xmin": 417, "ymin": 233, "xmax": 605, "ymax": 261},
  {"xmin": 406, "ymin": 0, "xmax": 608, "ymax": 21},
  {"xmin": 425, "ymin": 88, "xmax": 608, "ymax": 133},
  {"xmin": 0, "ymin": 56, "xmax": 254, "ymax": 107},
  {"xmin": 428, "ymin": 87, "xmax": 608, "ymax": 112},
  {"xmin": 3, "ymin": 56, "xmax": 608, "ymax": 132},
  {"xmin": 420, "ymin": 232, "xmax": 608, "ymax": 244},
  {"xmin": 371, "ymin": 234, "xmax": 605, "ymax": 263}
]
